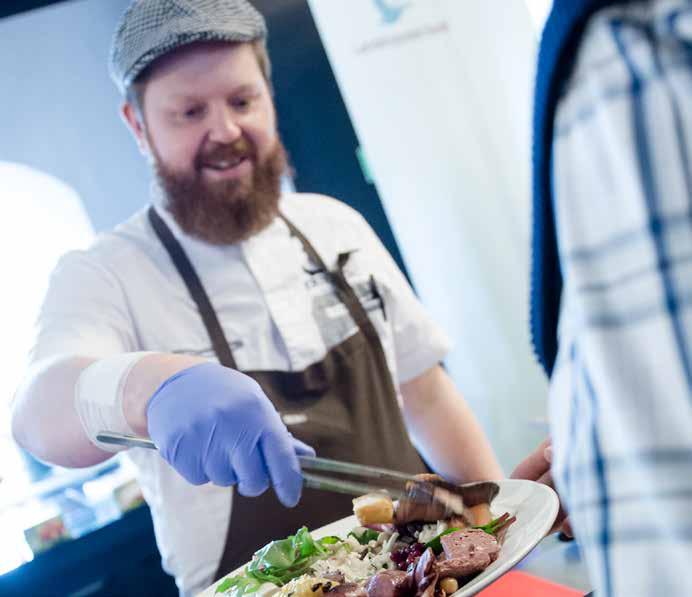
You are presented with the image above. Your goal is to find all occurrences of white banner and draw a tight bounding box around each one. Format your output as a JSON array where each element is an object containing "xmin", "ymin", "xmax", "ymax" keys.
[{"xmin": 307, "ymin": 0, "xmax": 548, "ymax": 470}]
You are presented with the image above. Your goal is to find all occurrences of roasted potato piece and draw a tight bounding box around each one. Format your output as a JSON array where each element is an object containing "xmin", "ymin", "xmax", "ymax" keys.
[
  {"xmin": 467, "ymin": 503, "xmax": 492, "ymax": 527},
  {"xmin": 352, "ymin": 492, "xmax": 394, "ymax": 525}
]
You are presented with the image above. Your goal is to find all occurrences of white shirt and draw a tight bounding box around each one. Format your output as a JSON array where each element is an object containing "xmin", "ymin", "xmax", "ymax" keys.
[
  {"xmin": 549, "ymin": 2, "xmax": 692, "ymax": 595},
  {"xmin": 30, "ymin": 192, "xmax": 450, "ymax": 596}
]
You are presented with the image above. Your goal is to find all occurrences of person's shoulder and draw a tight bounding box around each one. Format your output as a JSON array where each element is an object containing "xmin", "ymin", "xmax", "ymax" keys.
[
  {"xmin": 280, "ymin": 192, "xmax": 370, "ymax": 232},
  {"xmin": 56, "ymin": 208, "xmax": 156, "ymax": 277}
]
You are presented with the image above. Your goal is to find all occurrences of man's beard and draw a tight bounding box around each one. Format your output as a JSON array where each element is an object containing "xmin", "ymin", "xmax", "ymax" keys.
[{"xmin": 153, "ymin": 138, "xmax": 288, "ymax": 245}]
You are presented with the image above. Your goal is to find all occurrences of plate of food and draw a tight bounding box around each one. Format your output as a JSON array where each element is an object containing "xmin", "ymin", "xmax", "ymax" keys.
[{"xmin": 198, "ymin": 477, "xmax": 559, "ymax": 597}]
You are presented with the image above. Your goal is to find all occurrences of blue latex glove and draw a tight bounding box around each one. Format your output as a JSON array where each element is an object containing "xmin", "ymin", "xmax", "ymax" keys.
[{"xmin": 146, "ymin": 362, "xmax": 314, "ymax": 507}]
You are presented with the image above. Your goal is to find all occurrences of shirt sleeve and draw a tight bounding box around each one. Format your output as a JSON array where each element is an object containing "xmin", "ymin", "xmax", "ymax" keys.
[
  {"xmin": 29, "ymin": 249, "xmax": 138, "ymax": 366},
  {"xmin": 549, "ymin": 3, "xmax": 692, "ymax": 595},
  {"xmin": 348, "ymin": 210, "xmax": 452, "ymax": 384}
]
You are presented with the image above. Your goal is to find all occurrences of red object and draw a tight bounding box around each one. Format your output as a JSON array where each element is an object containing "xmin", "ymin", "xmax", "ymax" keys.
[{"xmin": 478, "ymin": 571, "xmax": 584, "ymax": 596}]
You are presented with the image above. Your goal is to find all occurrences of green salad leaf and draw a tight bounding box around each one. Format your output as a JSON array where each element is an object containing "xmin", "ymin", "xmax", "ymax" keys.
[
  {"xmin": 424, "ymin": 527, "xmax": 461, "ymax": 554},
  {"xmin": 215, "ymin": 575, "xmax": 262, "ymax": 596},
  {"xmin": 216, "ymin": 526, "xmax": 344, "ymax": 595},
  {"xmin": 347, "ymin": 528, "xmax": 380, "ymax": 545},
  {"xmin": 247, "ymin": 526, "xmax": 330, "ymax": 585},
  {"xmin": 423, "ymin": 513, "xmax": 517, "ymax": 558},
  {"xmin": 474, "ymin": 513, "xmax": 516, "ymax": 536}
]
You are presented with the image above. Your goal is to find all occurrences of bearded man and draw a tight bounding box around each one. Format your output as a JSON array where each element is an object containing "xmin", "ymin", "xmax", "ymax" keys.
[{"xmin": 11, "ymin": 2, "xmax": 501, "ymax": 595}]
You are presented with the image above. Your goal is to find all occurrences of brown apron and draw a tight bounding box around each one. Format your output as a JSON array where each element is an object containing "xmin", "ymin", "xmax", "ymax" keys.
[{"xmin": 147, "ymin": 207, "xmax": 428, "ymax": 580}]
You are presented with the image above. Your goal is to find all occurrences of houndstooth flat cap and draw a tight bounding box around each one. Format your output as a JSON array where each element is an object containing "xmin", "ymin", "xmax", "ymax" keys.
[{"xmin": 109, "ymin": 0, "xmax": 267, "ymax": 94}]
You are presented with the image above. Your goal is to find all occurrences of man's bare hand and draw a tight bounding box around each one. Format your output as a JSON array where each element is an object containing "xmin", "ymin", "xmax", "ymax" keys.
[{"xmin": 510, "ymin": 437, "xmax": 572, "ymax": 537}]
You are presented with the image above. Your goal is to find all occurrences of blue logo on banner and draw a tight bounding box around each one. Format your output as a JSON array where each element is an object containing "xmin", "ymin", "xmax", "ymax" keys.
[{"xmin": 372, "ymin": 0, "xmax": 411, "ymax": 25}]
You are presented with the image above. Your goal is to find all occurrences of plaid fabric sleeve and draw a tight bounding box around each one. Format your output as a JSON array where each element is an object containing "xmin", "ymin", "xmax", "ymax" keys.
[{"xmin": 548, "ymin": 2, "xmax": 692, "ymax": 596}]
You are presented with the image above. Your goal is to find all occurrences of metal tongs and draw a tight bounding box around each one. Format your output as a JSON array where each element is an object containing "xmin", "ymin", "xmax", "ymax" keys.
[{"xmin": 96, "ymin": 431, "xmax": 495, "ymax": 514}]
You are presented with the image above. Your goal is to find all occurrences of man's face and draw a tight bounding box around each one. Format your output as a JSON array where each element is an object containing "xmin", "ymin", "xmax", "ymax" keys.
[{"xmin": 127, "ymin": 41, "xmax": 287, "ymax": 244}]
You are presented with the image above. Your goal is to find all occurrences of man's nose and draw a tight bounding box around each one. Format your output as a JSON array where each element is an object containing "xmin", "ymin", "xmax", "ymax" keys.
[{"xmin": 208, "ymin": 105, "xmax": 242, "ymax": 144}]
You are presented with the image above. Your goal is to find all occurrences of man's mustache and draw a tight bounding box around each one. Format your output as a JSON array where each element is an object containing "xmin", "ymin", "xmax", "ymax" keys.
[{"xmin": 196, "ymin": 137, "xmax": 254, "ymax": 168}]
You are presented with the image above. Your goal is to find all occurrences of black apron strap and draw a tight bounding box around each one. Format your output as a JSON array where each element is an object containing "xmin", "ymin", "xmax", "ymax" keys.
[
  {"xmin": 147, "ymin": 207, "xmax": 237, "ymax": 369},
  {"xmin": 149, "ymin": 205, "xmax": 385, "ymax": 367},
  {"xmin": 147, "ymin": 206, "xmax": 427, "ymax": 579},
  {"xmin": 279, "ymin": 214, "xmax": 382, "ymax": 347}
]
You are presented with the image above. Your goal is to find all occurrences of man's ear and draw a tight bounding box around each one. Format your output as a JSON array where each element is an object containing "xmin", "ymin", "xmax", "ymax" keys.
[{"xmin": 121, "ymin": 102, "xmax": 150, "ymax": 156}]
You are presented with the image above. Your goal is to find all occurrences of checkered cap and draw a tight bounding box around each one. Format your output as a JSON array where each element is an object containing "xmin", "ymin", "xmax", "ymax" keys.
[{"xmin": 109, "ymin": 0, "xmax": 267, "ymax": 94}]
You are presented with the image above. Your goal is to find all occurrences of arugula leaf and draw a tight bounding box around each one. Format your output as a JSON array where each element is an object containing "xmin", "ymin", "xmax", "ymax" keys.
[{"xmin": 474, "ymin": 513, "xmax": 516, "ymax": 536}]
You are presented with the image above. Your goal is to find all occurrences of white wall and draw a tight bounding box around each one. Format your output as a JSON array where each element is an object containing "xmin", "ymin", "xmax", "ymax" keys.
[
  {"xmin": 0, "ymin": 0, "xmax": 146, "ymax": 232},
  {"xmin": 526, "ymin": 0, "xmax": 553, "ymax": 30},
  {"xmin": 307, "ymin": 0, "xmax": 549, "ymax": 471},
  {"xmin": 0, "ymin": 163, "xmax": 94, "ymax": 479}
]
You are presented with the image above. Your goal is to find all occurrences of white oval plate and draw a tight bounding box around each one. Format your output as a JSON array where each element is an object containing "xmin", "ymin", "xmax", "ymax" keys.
[{"xmin": 199, "ymin": 479, "xmax": 559, "ymax": 597}]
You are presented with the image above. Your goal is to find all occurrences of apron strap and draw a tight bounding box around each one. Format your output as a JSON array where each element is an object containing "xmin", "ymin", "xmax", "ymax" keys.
[
  {"xmin": 147, "ymin": 207, "xmax": 237, "ymax": 369},
  {"xmin": 149, "ymin": 205, "xmax": 384, "ymax": 368},
  {"xmin": 146, "ymin": 206, "xmax": 422, "ymax": 579},
  {"xmin": 279, "ymin": 215, "xmax": 382, "ymax": 347}
]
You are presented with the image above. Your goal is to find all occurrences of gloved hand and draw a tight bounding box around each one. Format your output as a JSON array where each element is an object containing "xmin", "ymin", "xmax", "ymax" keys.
[{"xmin": 146, "ymin": 362, "xmax": 314, "ymax": 507}]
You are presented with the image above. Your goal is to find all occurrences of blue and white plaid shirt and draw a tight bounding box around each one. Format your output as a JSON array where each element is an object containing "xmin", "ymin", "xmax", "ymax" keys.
[{"xmin": 548, "ymin": 1, "xmax": 692, "ymax": 595}]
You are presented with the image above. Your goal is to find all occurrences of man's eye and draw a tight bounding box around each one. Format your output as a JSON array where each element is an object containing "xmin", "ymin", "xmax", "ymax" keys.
[
  {"xmin": 183, "ymin": 106, "xmax": 204, "ymax": 119},
  {"xmin": 231, "ymin": 97, "xmax": 252, "ymax": 110}
]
